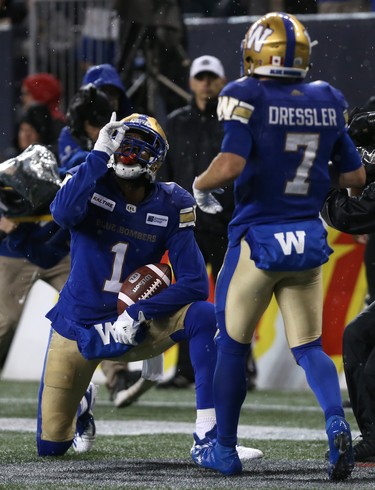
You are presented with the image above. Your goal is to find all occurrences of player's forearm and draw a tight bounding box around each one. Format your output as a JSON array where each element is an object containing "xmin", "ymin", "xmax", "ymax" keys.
[
  {"xmin": 51, "ymin": 152, "xmax": 108, "ymax": 227},
  {"xmin": 338, "ymin": 165, "xmax": 366, "ymax": 189},
  {"xmin": 194, "ymin": 152, "xmax": 244, "ymax": 190}
]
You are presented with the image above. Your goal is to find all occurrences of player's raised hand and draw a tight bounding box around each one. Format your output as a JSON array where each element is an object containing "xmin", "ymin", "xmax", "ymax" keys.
[
  {"xmin": 94, "ymin": 112, "xmax": 128, "ymax": 156},
  {"xmin": 192, "ymin": 177, "xmax": 224, "ymax": 214}
]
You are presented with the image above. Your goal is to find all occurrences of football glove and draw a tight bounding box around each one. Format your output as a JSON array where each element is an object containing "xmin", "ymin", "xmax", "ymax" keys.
[
  {"xmin": 192, "ymin": 177, "xmax": 224, "ymax": 214},
  {"xmin": 93, "ymin": 112, "xmax": 128, "ymax": 157},
  {"xmin": 113, "ymin": 310, "xmax": 146, "ymax": 345},
  {"xmin": 360, "ymin": 147, "xmax": 375, "ymax": 185}
]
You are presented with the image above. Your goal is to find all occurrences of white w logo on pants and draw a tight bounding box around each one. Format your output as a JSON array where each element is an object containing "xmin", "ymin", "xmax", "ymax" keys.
[{"xmin": 274, "ymin": 231, "xmax": 306, "ymax": 255}]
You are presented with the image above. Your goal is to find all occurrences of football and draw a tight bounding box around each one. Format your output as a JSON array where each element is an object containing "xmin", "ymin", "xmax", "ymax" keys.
[{"xmin": 117, "ymin": 263, "xmax": 172, "ymax": 314}]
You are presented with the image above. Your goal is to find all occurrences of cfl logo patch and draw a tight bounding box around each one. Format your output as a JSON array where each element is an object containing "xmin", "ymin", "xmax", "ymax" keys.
[{"xmin": 245, "ymin": 25, "xmax": 273, "ymax": 53}]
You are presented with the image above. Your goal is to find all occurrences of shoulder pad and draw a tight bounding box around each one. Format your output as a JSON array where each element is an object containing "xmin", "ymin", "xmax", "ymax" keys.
[{"xmin": 158, "ymin": 182, "xmax": 196, "ymax": 228}]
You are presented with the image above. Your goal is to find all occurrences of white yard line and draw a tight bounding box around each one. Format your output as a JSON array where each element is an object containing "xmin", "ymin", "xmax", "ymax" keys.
[{"xmin": 0, "ymin": 417, "xmax": 360, "ymax": 441}]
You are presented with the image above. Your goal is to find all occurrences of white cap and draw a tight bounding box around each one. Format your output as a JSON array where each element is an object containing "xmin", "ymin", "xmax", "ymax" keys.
[{"xmin": 189, "ymin": 55, "xmax": 225, "ymax": 79}]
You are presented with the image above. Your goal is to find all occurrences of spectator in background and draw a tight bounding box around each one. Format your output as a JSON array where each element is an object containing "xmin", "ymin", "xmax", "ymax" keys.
[
  {"xmin": 81, "ymin": 63, "xmax": 132, "ymax": 116},
  {"xmin": 21, "ymin": 73, "xmax": 66, "ymax": 122},
  {"xmin": 17, "ymin": 103, "xmax": 54, "ymax": 153},
  {"xmin": 4, "ymin": 102, "xmax": 57, "ymax": 160},
  {"xmin": 160, "ymin": 55, "xmax": 257, "ymax": 390},
  {"xmin": 20, "ymin": 73, "xmax": 66, "ymax": 142},
  {"xmin": 59, "ymin": 63, "xmax": 132, "ymax": 171}
]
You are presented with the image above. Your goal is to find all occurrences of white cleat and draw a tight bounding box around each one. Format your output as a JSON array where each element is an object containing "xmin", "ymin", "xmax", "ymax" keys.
[{"xmin": 236, "ymin": 444, "xmax": 264, "ymax": 461}]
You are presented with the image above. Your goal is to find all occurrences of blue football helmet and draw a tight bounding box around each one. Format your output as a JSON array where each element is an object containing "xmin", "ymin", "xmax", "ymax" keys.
[{"xmin": 110, "ymin": 113, "xmax": 169, "ymax": 182}]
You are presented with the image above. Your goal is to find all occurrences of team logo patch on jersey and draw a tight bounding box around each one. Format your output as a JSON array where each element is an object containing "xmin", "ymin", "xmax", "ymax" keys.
[
  {"xmin": 146, "ymin": 213, "xmax": 169, "ymax": 227},
  {"xmin": 90, "ymin": 193, "xmax": 116, "ymax": 212},
  {"xmin": 217, "ymin": 96, "xmax": 254, "ymax": 124},
  {"xmin": 126, "ymin": 204, "xmax": 137, "ymax": 213}
]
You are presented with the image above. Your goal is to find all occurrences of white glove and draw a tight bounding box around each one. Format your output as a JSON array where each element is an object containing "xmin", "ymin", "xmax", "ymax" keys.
[
  {"xmin": 192, "ymin": 177, "xmax": 224, "ymax": 214},
  {"xmin": 93, "ymin": 112, "xmax": 128, "ymax": 156},
  {"xmin": 113, "ymin": 310, "xmax": 147, "ymax": 345}
]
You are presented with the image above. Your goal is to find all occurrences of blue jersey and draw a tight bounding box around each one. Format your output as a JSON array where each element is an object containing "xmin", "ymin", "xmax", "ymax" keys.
[
  {"xmin": 49, "ymin": 150, "xmax": 208, "ymax": 326},
  {"xmin": 217, "ymin": 77, "xmax": 363, "ymax": 245}
]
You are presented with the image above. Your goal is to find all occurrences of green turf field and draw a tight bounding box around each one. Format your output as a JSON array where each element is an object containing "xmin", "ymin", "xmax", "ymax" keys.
[{"xmin": 0, "ymin": 380, "xmax": 373, "ymax": 489}]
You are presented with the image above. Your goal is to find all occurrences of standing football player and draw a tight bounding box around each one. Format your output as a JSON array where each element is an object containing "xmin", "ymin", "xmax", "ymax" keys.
[
  {"xmin": 191, "ymin": 12, "xmax": 366, "ymax": 481},
  {"xmin": 36, "ymin": 112, "xmax": 263, "ymax": 462}
]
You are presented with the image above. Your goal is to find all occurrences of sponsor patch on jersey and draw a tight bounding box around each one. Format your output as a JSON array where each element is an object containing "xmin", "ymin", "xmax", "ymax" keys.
[
  {"xmin": 146, "ymin": 213, "xmax": 169, "ymax": 227},
  {"xmin": 90, "ymin": 193, "xmax": 116, "ymax": 212},
  {"xmin": 126, "ymin": 204, "xmax": 137, "ymax": 213},
  {"xmin": 217, "ymin": 96, "xmax": 254, "ymax": 124},
  {"xmin": 179, "ymin": 206, "xmax": 196, "ymax": 228}
]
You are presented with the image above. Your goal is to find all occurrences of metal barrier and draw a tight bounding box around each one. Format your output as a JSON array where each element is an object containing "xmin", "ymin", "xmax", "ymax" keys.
[
  {"xmin": 28, "ymin": 0, "xmax": 118, "ymax": 109},
  {"xmin": 28, "ymin": 4, "xmax": 375, "ymax": 114}
]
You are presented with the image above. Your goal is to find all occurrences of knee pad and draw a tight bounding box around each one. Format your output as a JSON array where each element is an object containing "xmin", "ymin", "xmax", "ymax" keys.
[{"xmin": 170, "ymin": 301, "xmax": 216, "ymax": 342}]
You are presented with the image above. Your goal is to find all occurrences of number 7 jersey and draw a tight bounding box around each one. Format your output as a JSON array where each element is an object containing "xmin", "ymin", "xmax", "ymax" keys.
[{"xmin": 217, "ymin": 76, "xmax": 362, "ymax": 245}]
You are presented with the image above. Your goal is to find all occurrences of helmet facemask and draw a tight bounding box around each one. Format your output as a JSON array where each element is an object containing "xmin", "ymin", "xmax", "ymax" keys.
[{"xmin": 109, "ymin": 114, "xmax": 168, "ymax": 182}]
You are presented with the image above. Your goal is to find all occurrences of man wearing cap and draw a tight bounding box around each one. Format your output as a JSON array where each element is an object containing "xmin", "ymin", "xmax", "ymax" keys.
[{"xmin": 159, "ymin": 55, "xmax": 257, "ymax": 389}]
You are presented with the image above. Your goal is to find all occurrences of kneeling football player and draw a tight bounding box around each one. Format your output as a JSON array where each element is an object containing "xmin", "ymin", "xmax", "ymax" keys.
[{"xmin": 36, "ymin": 112, "xmax": 263, "ymax": 462}]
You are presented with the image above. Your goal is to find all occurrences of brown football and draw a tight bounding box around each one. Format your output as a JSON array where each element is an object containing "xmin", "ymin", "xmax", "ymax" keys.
[{"xmin": 117, "ymin": 263, "xmax": 172, "ymax": 314}]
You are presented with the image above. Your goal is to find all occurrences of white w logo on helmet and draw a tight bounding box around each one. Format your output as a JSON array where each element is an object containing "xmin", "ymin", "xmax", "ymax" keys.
[{"xmin": 245, "ymin": 25, "xmax": 273, "ymax": 53}]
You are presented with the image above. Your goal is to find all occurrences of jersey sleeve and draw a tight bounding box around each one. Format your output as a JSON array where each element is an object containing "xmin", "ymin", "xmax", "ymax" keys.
[
  {"xmin": 217, "ymin": 79, "xmax": 257, "ymax": 158},
  {"xmin": 51, "ymin": 150, "xmax": 109, "ymax": 229},
  {"xmin": 331, "ymin": 130, "xmax": 363, "ymax": 173}
]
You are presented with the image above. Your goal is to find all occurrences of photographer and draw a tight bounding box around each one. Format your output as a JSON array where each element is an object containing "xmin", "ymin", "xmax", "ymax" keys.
[
  {"xmin": 0, "ymin": 145, "xmax": 70, "ymax": 369},
  {"xmin": 321, "ymin": 104, "xmax": 375, "ymax": 462}
]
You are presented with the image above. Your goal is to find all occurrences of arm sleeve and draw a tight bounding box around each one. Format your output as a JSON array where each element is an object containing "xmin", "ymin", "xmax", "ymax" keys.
[{"xmin": 51, "ymin": 150, "xmax": 109, "ymax": 228}]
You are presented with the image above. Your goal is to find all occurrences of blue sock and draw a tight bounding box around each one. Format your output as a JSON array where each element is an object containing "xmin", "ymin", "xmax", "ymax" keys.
[
  {"xmin": 37, "ymin": 439, "xmax": 72, "ymax": 456},
  {"xmin": 291, "ymin": 338, "xmax": 344, "ymax": 422},
  {"xmin": 214, "ymin": 343, "xmax": 250, "ymax": 448},
  {"xmin": 171, "ymin": 301, "xmax": 217, "ymax": 409}
]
